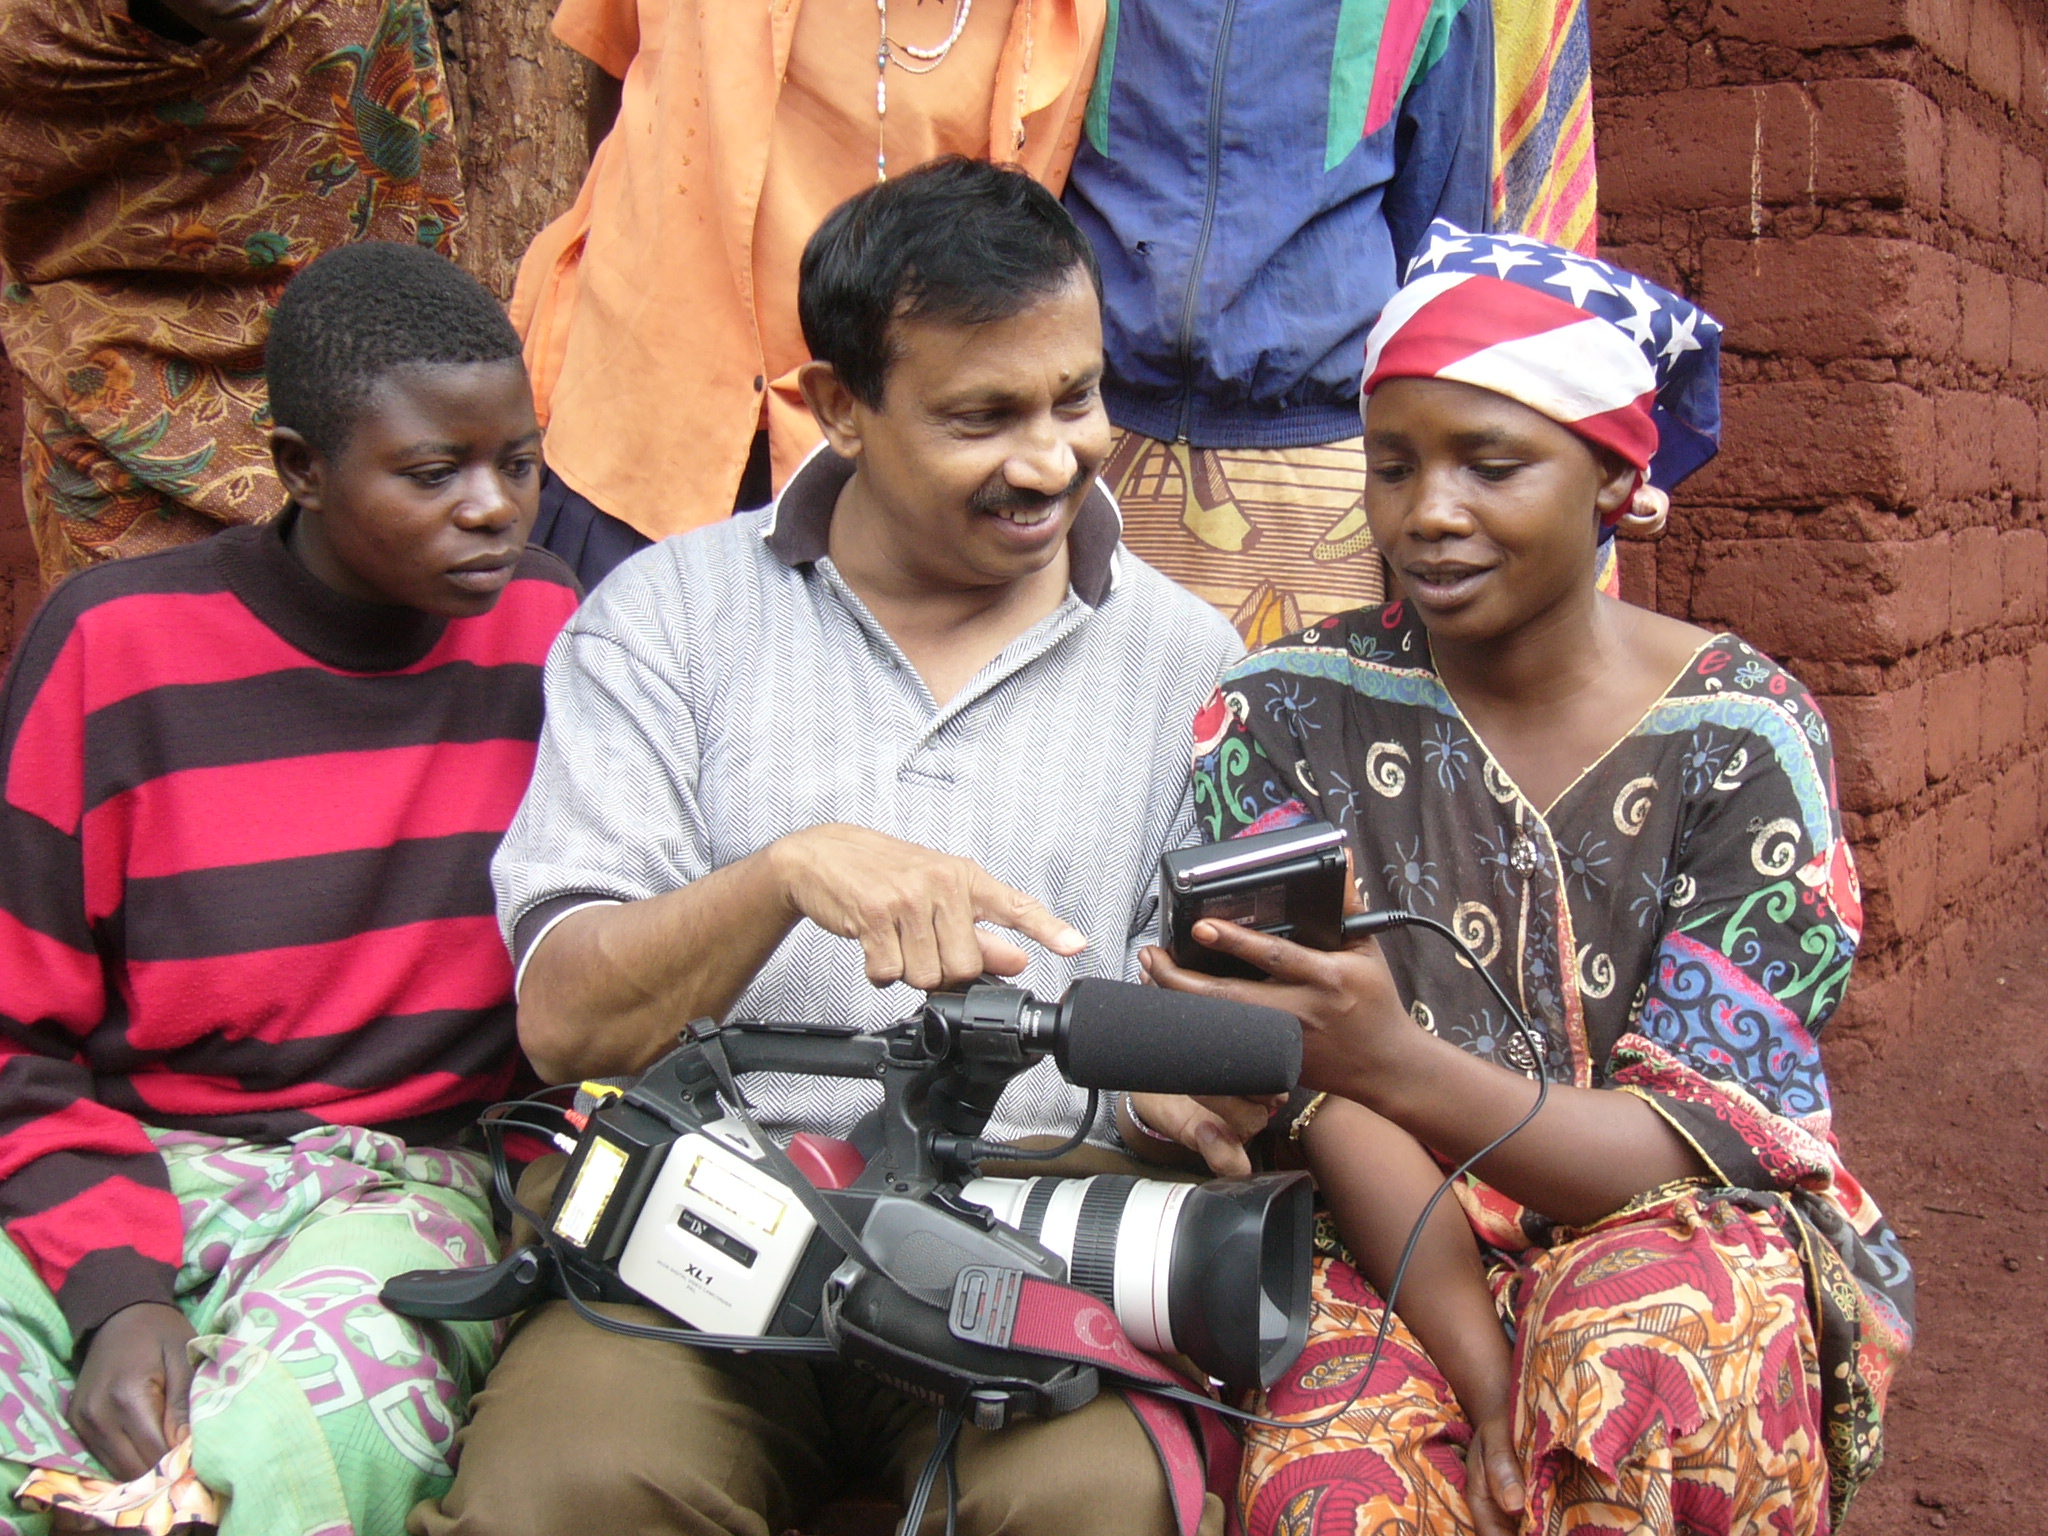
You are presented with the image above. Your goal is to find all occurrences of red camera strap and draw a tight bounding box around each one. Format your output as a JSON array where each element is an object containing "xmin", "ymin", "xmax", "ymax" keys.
[{"xmin": 1002, "ymin": 1275, "xmax": 1244, "ymax": 1536}]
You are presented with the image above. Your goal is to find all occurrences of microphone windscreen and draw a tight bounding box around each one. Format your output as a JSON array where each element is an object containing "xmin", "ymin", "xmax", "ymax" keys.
[{"xmin": 1058, "ymin": 979, "xmax": 1301, "ymax": 1095}]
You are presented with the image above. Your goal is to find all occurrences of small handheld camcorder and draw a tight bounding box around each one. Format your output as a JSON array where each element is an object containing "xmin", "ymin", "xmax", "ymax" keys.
[{"xmin": 1160, "ymin": 820, "xmax": 1351, "ymax": 978}]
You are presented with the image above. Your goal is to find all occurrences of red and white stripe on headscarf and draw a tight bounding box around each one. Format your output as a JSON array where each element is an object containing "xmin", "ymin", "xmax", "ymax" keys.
[
  {"xmin": 1359, "ymin": 223, "xmax": 1724, "ymax": 527},
  {"xmin": 1362, "ymin": 267, "xmax": 1659, "ymax": 473}
]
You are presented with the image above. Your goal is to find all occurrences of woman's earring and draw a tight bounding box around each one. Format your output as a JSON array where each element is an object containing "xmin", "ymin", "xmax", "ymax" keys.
[{"xmin": 1618, "ymin": 483, "xmax": 1669, "ymax": 538}]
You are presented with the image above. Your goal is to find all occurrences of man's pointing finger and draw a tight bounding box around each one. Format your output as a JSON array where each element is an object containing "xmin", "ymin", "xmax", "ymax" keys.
[{"xmin": 973, "ymin": 874, "xmax": 1085, "ymax": 956}]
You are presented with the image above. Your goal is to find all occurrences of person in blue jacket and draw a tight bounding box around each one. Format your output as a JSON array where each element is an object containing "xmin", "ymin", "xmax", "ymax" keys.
[{"xmin": 1065, "ymin": 0, "xmax": 1494, "ymax": 641}]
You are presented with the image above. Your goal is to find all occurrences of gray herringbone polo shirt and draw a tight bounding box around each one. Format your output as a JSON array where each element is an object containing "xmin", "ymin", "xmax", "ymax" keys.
[{"xmin": 494, "ymin": 448, "xmax": 1243, "ymax": 1142}]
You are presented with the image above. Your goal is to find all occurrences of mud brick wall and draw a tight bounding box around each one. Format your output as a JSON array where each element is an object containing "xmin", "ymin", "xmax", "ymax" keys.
[{"xmin": 1593, "ymin": 0, "xmax": 2048, "ymax": 1050}]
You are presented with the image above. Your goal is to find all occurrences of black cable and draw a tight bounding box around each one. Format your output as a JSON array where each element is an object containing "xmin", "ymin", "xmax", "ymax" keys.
[
  {"xmin": 966, "ymin": 1088, "xmax": 1100, "ymax": 1163},
  {"xmin": 900, "ymin": 1408, "xmax": 964, "ymax": 1536}
]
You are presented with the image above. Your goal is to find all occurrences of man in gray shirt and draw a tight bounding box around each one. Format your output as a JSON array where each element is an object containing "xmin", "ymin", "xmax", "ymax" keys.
[{"xmin": 416, "ymin": 161, "xmax": 1247, "ymax": 1536}]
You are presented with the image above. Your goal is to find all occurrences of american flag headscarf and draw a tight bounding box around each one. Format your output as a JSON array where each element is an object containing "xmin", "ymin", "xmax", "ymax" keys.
[{"xmin": 1362, "ymin": 221, "xmax": 1723, "ymax": 523}]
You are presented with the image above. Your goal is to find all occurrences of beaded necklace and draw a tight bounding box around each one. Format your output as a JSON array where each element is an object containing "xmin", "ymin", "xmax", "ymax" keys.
[{"xmin": 873, "ymin": 0, "xmax": 974, "ymax": 180}]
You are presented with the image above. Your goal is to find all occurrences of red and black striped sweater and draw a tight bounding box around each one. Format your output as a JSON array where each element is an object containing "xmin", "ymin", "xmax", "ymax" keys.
[{"xmin": 0, "ymin": 518, "xmax": 578, "ymax": 1335}]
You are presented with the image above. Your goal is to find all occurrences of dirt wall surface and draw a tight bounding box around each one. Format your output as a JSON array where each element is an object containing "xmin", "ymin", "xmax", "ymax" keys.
[{"xmin": 1590, "ymin": 0, "xmax": 2048, "ymax": 1050}]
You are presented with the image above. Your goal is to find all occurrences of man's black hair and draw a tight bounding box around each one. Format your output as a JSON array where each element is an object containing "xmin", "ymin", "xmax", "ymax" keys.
[
  {"xmin": 798, "ymin": 156, "xmax": 1103, "ymax": 409},
  {"xmin": 265, "ymin": 241, "xmax": 525, "ymax": 455}
]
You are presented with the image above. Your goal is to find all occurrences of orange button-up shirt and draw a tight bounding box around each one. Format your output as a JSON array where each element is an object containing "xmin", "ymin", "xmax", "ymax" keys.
[{"xmin": 514, "ymin": 0, "xmax": 1105, "ymax": 540}]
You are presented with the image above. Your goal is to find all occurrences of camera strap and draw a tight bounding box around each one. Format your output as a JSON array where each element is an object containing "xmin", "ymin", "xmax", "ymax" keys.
[{"xmin": 948, "ymin": 1266, "xmax": 1242, "ymax": 1536}]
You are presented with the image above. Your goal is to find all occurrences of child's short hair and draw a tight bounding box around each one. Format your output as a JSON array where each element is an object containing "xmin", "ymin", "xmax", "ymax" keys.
[{"xmin": 265, "ymin": 241, "xmax": 525, "ymax": 455}]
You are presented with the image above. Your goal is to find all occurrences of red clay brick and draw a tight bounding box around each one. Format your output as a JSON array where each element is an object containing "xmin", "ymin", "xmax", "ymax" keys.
[
  {"xmin": 1832, "ymin": 965, "xmax": 1912, "ymax": 1041},
  {"xmin": 1709, "ymin": 0, "xmax": 1913, "ymax": 47},
  {"xmin": 2013, "ymin": 279, "xmax": 2048, "ymax": 377},
  {"xmin": 1688, "ymin": 534, "xmax": 1951, "ymax": 663},
  {"xmin": 1803, "ymin": 79, "xmax": 1947, "ymax": 211},
  {"xmin": 1993, "ymin": 757, "xmax": 2043, "ymax": 860},
  {"xmin": 1937, "ymin": 390, "xmax": 1999, "ymax": 499},
  {"xmin": 1969, "ymin": 0, "xmax": 2025, "ymax": 110},
  {"xmin": 1826, "ymin": 683, "xmax": 1928, "ymax": 812},
  {"xmin": 1961, "ymin": 266, "xmax": 2012, "ymax": 372},
  {"xmin": 1600, "ymin": 87, "xmax": 1805, "ymax": 214},
  {"xmin": 2028, "ymin": 644, "xmax": 2048, "ymax": 739},
  {"xmin": 2027, "ymin": 21, "xmax": 2048, "ymax": 131},
  {"xmin": 1697, "ymin": 381, "xmax": 1934, "ymax": 506},
  {"xmin": 1910, "ymin": 0, "xmax": 1973, "ymax": 73},
  {"xmin": 1992, "ymin": 397, "xmax": 2039, "ymax": 495},
  {"xmin": 2003, "ymin": 528, "xmax": 2048, "ymax": 622},
  {"xmin": 1702, "ymin": 237, "xmax": 1958, "ymax": 361},
  {"xmin": 1925, "ymin": 662, "xmax": 1984, "ymax": 781},
  {"xmin": 1604, "ymin": 82, "xmax": 1945, "ymax": 217},
  {"xmin": 1982, "ymin": 652, "xmax": 2029, "ymax": 760},
  {"xmin": 2004, "ymin": 144, "xmax": 2046, "ymax": 256},
  {"xmin": 1879, "ymin": 807, "xmax": 1941, "ymax": 939},
  {"xmin": 1950, "ymin": 524, "xmax": 2005, "ymax": 633},
  {"xmin": 1938, "ymin": 780, "xmax": 1996, "ymax": 893},
  {"xmin": 1945, "ymin": 112, "xmax": 2005, "ymax": 237}
]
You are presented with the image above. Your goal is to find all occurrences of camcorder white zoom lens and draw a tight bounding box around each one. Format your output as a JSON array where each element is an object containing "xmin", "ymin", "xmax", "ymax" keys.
[
  {"xmin": 961, "ymin": 1170, "xmax": 1315, "ymax": 1392},
  {"xmin": 963, "ymin": 1175, "xmax": 1191, "ymax": 1354}
]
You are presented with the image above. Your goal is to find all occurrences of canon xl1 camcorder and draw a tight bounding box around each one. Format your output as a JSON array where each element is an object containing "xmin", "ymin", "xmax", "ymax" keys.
[{"xmin": 384, "ymin": 978, "xmax": 1315, "ymax": 1428}]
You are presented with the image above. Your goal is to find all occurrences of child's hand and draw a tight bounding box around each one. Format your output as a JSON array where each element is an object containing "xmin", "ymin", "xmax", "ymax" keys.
[
  {"xmin": 1465, "ymin": 1412, "xmax": 1526, "ymax": 1536},
  {"xmin": 1123, "ymin": 1092, "xmax": 1282, "ymax": 1176},
  {"xmin": 68, "ymin": 1302, "xmax": 196, "ymax": 1482}
]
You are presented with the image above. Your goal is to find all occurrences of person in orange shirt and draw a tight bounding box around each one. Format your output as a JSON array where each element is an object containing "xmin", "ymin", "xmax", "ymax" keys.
[{"xmin": 516, "ymin": 0, "xmax": 1106, "ymax": 586}]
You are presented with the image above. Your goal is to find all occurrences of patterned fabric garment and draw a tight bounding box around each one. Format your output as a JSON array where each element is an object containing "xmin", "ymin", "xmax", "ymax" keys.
[
  {"xmin": 0, "ymin": 1126, "xmax": 499, "ymax": 1536},
  {"xmin": 1492, "ymin": 0, "xmax": 1598, "ymax": 254},
  {"xmin": 1105, "ymin": 427, "xmax": 1624, "ymax": 645},
  {"xmin": 0, "ymin": 0, "xmax": 464, "ymax": 584},
  {"xmin": 1102, "ymin": 430, "xmax": 1389, "ymax": 647},
  {"xmin": 1245, "ymin": 1190, "xmax": 1826, "ymax": 1536},
  {"xmin": 1193, "ymin": 601, "xmax": 1912, "ymax": 1522}
]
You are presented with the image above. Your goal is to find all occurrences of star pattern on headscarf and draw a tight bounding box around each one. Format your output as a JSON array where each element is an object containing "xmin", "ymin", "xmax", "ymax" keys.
[
  {"xmin": 1403, "ymin": 221, "xmax": 1723, "ymax": 399},
  {"xmin": 1389, "ymin": 220, "xmax": 1727, "ymax": 492}
]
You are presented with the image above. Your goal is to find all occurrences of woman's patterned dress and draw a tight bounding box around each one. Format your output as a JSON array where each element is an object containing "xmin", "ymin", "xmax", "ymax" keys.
[{"xmin": 1194, "ymin": 601, "xmax": 1913, "ymax": 1534}]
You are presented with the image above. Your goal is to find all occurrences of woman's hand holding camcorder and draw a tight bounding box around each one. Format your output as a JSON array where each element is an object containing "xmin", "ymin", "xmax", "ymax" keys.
[{"xmin": 1139, "ymin": 918, "xmax": 1417, "ymax": 1110}]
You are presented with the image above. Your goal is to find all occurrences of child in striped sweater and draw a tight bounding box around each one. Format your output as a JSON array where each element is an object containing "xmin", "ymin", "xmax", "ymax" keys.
[{"xmin": 0, "ymin": 242, "xmax": 578, "ymax": 1536}]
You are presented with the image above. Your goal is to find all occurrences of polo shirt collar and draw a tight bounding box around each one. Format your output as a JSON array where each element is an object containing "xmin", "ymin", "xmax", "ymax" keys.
[{"xmin": 760, "ymin": 445, "xmax": 1122, "ymax": 608}]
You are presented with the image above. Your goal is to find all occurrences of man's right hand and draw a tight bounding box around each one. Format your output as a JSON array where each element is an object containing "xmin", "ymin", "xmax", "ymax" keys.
[
  {"xmin": 68, "ymin": 1302, "xmax": 197, "ymax": 1483},
  {"xmin": 769, "ymin": 824, "xmax": 1084, "ymax": 990}
]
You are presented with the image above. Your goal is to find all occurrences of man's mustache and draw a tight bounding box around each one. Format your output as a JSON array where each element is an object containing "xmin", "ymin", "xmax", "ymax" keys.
[{"xmin": 968, "ymin": 462, "xmax": 1092, "ymax": 518}]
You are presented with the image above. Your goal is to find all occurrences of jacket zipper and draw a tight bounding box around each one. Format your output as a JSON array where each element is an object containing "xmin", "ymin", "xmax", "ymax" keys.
[{"xmin": 1172, "ymin": 0, "xmax": 1239, "ymax": 444}]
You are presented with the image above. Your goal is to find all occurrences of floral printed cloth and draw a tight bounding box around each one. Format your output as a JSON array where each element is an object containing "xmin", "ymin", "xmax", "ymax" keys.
[
  {"xmin": 1247, "ymin": 1190, "xmax": 1827, "ymax": 1535},
  {"xmin": 0, "ymin": 0, "xmax": 464, "ymax": 584},
  {"xmin": 1194, "ymin": 600, "xmax": 1913, "ymax": 1522},
  {"xmin": 0, "ymin": 1127, "xmax": 499, "ymax": 1536},
  {"xmin": 15, "ymin": 1435, "xmax": 216, "ymax": 1532}
]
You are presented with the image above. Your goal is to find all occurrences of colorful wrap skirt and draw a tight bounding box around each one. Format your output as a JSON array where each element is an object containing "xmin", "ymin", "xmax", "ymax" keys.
[
  {"xmin": 1242, "ymin": 1186, "xmax": 1829, "ymax": 1536},
  {"xmin": 0, "ymin": 1126, "xmax": 499, "ymax": 1536}
]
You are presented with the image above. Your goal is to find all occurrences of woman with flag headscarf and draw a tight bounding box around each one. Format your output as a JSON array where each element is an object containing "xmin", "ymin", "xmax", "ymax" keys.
[{"xmin": 1134, "ymin": 225, "xmax": 1912, "ymax": 1535}]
